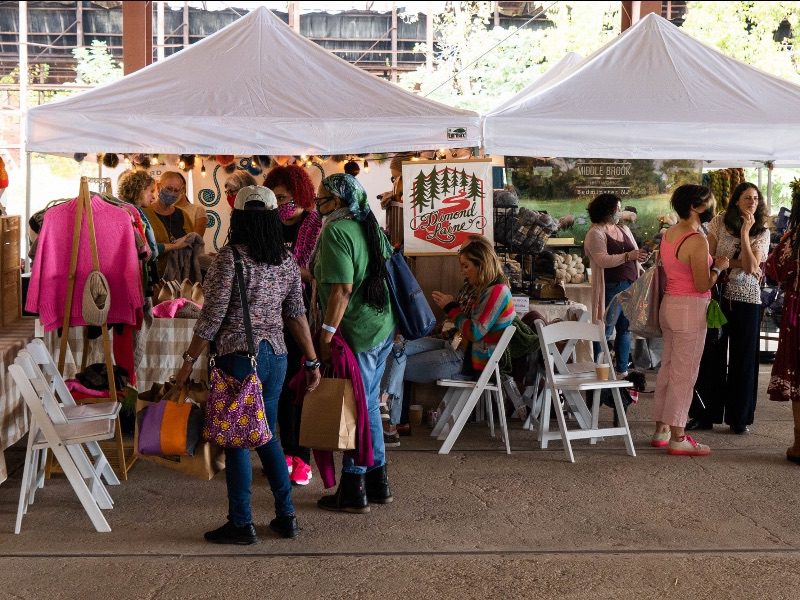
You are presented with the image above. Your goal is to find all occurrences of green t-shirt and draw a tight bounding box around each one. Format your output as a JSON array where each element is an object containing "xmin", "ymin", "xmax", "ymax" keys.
[{"xmin": 314, "ymin": 218, "xmax": 395, "ymax": 353}]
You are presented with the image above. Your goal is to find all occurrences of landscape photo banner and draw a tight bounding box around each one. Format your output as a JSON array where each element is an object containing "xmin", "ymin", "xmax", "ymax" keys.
[{"xmin": 402, "ymin": 159, "xmax": 493, "ymax": 255}]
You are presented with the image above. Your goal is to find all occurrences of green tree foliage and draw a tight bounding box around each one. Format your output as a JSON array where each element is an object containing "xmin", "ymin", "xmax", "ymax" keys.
[
  {"xmin": 468, "ymin": 173, "xmax": 481, "ymax": 200},
  {"xmin": 680, "ymin": 1, "xmax": 800, "ymax": 83},
  {"xmin": 71, "ymin": 40, "xmax": 123, "ymax": 86},
  {"xmin": 399, "ymin": 2, "xmax": 619, "ymax": 111}
]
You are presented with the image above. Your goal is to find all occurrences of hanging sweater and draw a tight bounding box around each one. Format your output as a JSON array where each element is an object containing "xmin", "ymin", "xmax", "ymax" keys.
[
  {"xmin": 444, "ymin": 281, "xmax": 515, "ymax": 372},
  {"xmin": 26, "ymin": 195, "xmax": 144, "ymax": 331}
]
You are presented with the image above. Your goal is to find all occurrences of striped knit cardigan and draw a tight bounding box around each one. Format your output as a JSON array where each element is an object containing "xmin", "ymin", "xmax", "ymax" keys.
[{"xmin": 445, "ymin": 281, "xmax": 515, "ymax": 372}]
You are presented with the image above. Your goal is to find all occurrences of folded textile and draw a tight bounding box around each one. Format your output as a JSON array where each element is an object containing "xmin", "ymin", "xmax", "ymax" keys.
[
  {"xmin": 66, "ymin": 379, "xmax": 113, "ymax": 398},
  {"xmin": 153, "ymin": 298, "xmax": 203, "ymax": 319},
  {"xmin": 162, "ymin": 233, "xmax": 205, "ymax": 283}
]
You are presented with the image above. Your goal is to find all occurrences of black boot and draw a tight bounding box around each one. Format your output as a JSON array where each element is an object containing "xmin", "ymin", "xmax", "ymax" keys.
[
  {"xmin": 365, "ymin": 465, "xmax": 393, "ymax": 504},
  {"xmin": 317, "ymin": 472, "xmax": 370, "ymax": 513}
]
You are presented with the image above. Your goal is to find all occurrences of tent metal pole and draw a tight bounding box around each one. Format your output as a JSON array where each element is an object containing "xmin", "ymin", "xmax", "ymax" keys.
[
  {"xmin": 20, "ymin": 1, "xmax": 30, "ymax": 270},
  {"xmin": 766, "ymin": 162, "xmax": 773, "ymax": 215},
  {"xmin": 24, "ymin": 152, "xmax": 31, "ymax": 271}
]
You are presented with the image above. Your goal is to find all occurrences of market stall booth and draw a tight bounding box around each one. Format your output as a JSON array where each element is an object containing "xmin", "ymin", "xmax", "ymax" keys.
[{"xmin": 0, "ymin": 6, "xmax": 482, "ymax": 485}]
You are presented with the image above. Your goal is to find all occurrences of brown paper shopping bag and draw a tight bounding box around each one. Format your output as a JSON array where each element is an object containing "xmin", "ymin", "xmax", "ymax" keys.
[
  {"xmin": 299, "ymin": 377, "xmax": 357, "ymax": 451},
  {"xmin": 135, "ymin": 382, "xmax": 223, "ymax": 480}
]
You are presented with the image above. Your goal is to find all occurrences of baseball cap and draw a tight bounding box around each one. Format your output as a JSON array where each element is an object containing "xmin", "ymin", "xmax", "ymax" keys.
[{"xmin": 233, "ymin": 185, "xmax": 277, "ymax": 211}]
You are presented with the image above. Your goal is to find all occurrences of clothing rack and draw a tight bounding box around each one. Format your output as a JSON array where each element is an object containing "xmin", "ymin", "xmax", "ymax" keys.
[
  {"xmin": 85, "ymin": 176, "xmax": 112, "ymax": 196},
  {"xmin": 49, "ymin": 177, "xmax": 136, "ymax": 480}
]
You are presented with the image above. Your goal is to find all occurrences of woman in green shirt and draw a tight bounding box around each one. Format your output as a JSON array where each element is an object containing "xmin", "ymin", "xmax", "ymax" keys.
[{"xmin": 313, "ymin": 173, "xmax": 397, "ymax": 513}]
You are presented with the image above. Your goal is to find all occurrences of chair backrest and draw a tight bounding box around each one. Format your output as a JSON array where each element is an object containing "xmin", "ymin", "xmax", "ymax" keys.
[
  {"xmin": 9, "ymin": 357, "xmax": 67, "ymax": 444},
  {"xmin": 26, "ymin": 339, "xmax": 78, "ymax": 408},
  {"xmin": 15, "ymin": 350, "xmax": 70, "ymax": 425},
  {"xmin": 535, "ymin": 319, "xmax": 615, "ymax": 383},
  {"xmin": 472, "ymin": 325, "xmax": 517, "ymax": 389}
]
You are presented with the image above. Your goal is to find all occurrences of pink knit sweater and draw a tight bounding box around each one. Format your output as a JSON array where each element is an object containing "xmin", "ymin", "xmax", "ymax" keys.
[{"xmin": 26, "ymin": 195, "xmax": 144, "ymax": 331}]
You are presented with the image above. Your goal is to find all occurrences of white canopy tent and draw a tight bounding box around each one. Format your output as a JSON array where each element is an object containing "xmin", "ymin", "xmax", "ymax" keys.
[
  {"xmin": 483, "ymin": 13, "xmax": 800, "ymax": 163},
  {"xmin": 26, "ymin": 6, "xmax": 480, "ymax": 155},
  {"xmin": 490, "ymin": 52, "xmax": 583, "ymax": 115}
]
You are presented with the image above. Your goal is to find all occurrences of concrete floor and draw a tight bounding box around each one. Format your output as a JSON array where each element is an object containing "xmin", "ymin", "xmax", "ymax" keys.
[{"xmin": 0, "ymin": 366, "xmax": 797, "ymax": 599}]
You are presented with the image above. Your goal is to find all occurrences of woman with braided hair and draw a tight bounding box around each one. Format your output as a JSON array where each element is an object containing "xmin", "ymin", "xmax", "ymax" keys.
[{"xmin": 313, "ymin": 173, "xmax": 397, "ymax": 513}]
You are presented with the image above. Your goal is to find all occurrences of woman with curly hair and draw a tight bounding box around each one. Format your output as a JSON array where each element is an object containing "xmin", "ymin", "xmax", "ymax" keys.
[
  {"xmin": 264, "ymin": 165, "xmax": 323, "ymax": 486},
  {"xmin": 705, "ymin": 183, "xmax": 770, "ymax": 434}
]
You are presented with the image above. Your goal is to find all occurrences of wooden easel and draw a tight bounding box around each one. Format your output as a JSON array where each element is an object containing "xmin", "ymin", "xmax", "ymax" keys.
[{"xmin": 48, "ymin": 177, "xmax": 137, "ymax": 480}]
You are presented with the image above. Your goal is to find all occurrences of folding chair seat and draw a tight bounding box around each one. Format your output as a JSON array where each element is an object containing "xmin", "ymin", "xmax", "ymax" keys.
[
  {"xmin": 23, "ymin": 340, "xmax": 121, "ymax": 486},
  {"xmin": 533, "ymin": 319, "xmax": 636, "ymax": 463},
  {"xmin": 431, "ymin": 326, "xmax": 516, "ymax": 455},
  {"xmin": 10, "ymin": 356, "xmax": 116, "ymax": 534}
]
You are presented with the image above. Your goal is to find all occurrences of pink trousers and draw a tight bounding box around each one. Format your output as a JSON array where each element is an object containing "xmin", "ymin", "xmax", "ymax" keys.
[{"xmin": 653, "ymin": 294, "xmax": 709, "ymax": 428}]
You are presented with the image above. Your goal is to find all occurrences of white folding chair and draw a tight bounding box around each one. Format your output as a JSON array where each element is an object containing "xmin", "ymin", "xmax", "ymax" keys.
[
  {"xmin": 534, "ymin": 319, "xmax": 636, "ymax": 463},
  {"xmin": 523, "ymin": 308, "xmax": 593, "ymax": 433},
  {"xmin": 23, "ymin": 340, "xmax": 121, "ymax": 486},
  {"xmin": 10, "ymin": 356, "xmax": 115, "ymax": 533},
  {"xmin": 431, "ymin": 326, "xmax": 516, "ymax": 455}
]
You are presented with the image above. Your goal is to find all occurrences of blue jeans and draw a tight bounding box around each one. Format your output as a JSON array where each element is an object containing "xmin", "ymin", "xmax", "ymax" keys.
[
  {"xmin": 603, "ymin": 279, "xmax": 633, "ymax": 373},
  {"xmin": 343, "ymin": 334, "xmax": 394, "ymax": 475},
  {"xmin": 214, "ymin": 340, "xmax": 293, "ymax": 526},
  {"xmin": 380, "ymin": 337, "xmax": 463, "ymax": 425}
]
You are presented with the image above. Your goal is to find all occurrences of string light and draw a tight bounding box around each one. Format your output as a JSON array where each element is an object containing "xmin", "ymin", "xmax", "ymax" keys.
[
  {"xmin": 178, "ymin": 158, "xmax": 186, "ymax": 170},
  {"xmin": 150, "ymin": 154, "xmax": 159, "ymax": 166},
  {"xmin": 363, "ymin": 159, "xmax": 369, "ymax": 173},
  {"xmin": 200, "ymin": 161, "xmax": 206, "ymax": 176}
]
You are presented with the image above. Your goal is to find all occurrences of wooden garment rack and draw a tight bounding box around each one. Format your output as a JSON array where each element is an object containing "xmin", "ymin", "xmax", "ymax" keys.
[{"xmin": 49, "ymin": 177, "xmax": 137, "ymax": 480}]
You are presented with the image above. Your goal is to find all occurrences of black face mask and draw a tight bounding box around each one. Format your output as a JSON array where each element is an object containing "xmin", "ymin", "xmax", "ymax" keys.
[{"xmin": 698, "ymin": 207, "xmax": 714, "ymax": 224}]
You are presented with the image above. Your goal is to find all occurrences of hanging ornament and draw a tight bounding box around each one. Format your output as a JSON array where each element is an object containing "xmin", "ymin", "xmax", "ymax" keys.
[
  {"xmin": 102, "ymin": 153, "xmax": 120, "ymax": 169},
  {"xmin": 177, "ymin": 154, "xmax": 195, "ymax": 171},
  {"xmin": 363, "ymin": 158, "xmax": 370, "ymax": 173},
  {"xmin": 216, "ymin": 155, "xmax": 235, "ymax": 166},
  {"xmin": 223, "ymin": 162, "xmax": 237, "ymax": 174},
  {"xmin": 344, "ymin": 160, "xmax": 360, "ymax": 176},
  {"xmin": 73, "ymin": 153, "xmax": 87, "ymax": 163},
  {"xmin": 246, "ymin": 156, "xmax": 263, "ymax": 176}
]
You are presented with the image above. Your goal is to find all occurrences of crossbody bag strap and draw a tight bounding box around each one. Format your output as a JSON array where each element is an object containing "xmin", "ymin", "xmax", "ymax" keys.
[
  {"xmin": 674, "ymin": 231, "xmax": 700, "ymax": 258},
  {"xmin": 230, "ymin": 246, "xmax": 256, "ymax": 358}
]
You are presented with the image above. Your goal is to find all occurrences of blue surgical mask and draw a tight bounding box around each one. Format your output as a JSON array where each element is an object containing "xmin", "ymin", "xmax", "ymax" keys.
[{"xmin": 159, "ymin": 189, "xmax": 179, "ymax": 206}]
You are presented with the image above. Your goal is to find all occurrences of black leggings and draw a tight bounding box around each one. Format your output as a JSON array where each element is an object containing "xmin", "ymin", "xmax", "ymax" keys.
[{"xmin": 277, "ymin": 331, "xmax": 311, "ymax": 464}]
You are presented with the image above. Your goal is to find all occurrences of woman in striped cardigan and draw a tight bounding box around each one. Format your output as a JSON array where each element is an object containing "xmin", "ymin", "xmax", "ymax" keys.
[{"xmin": 380, "ymin": 238, "xmax": 514, "ymax": 444}]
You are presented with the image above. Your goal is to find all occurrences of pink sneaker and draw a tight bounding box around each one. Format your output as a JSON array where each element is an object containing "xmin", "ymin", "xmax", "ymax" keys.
[
  {"xmin": 290, "ymin": 457, "xmax": 312, "ymax": 486},
  {"xmin": 667, "ymin": 435, "xmax": 710, "ymax": 456},
  {"xmin": 650, "ymin": 430, "xmax": 670, "ymax": 448},
  {"xmin": 285, "ymin": 456, "xmax": 294, "ymax": 475}
]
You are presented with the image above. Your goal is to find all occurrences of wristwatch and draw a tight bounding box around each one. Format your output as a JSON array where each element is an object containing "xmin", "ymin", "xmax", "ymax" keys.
[
  {"xmin": 304, "ymin": 358, "xmax": 321, "ymax": 371},
  {"xmin": 182, "ymin": 351, "xmax": 197, "ymax": 364}
]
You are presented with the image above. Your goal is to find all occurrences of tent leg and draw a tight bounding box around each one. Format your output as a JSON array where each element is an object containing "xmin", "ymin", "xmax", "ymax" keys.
[
  {"xmin": 24, "ymin": 151, "xmax": 31, "ymax": 271},
  {"xmin": 766, "ymin": 162, "xmax": 773, "ymax": 215}
]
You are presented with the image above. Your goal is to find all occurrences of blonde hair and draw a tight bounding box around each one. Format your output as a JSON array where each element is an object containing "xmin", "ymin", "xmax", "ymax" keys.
[
  {"xmin": 117, "ymin": 170, "xmax": 154, "ymax": 206},
  {"xmin": 458, "ymin": 237, "xmax": 505, "ymax": 293}
]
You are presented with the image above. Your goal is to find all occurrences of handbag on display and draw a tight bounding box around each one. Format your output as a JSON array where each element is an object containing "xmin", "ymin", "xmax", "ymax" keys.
[
  {"xmin": 618, "ymin": 251, "xmax": 666, "ymax": 338},
  {"xmin": 384, "ymin": 248, "xmax": 436, "ymax": 340},
  {"xmin": 136, "ymin": 386, "xmax": 203, "ymax": 456},
  {"xmin": 202, "ymin": 246, "xmax": 271, "ymax": 449}
]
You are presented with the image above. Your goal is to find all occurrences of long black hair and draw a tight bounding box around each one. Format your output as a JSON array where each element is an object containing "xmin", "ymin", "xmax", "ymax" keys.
[
  {"xmin": 724, "ymin": 182, "xmax": 767, "ymax": 238},
  {"xmin": 229, "ymin": 209, "xmax": 288, "ymax": 265},
  {"xmin": 790, "ymin": 190, "xmax": 800, "ymax": 257},
  {"xmin": 361, "ymin": 212, "xmax": 389, "ymax": 311}
]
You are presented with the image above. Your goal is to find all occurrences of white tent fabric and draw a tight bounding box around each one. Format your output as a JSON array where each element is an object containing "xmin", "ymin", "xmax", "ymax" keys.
[
  {"xmin": 490, "ymin": 52, "xmax": 583, "ymax": 114},
  {"xmin": 483, "ymin": 14, "xmax": 800, "ymax": 161},
  {"xmin": 26, "ymin": 7, "xmax": 479, "ymax": 155}
]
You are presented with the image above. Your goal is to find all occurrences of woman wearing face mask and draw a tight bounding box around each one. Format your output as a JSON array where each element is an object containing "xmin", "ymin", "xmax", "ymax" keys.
[
  {"xmin": 651, "ymin": 185, "xmax": 728, "ymax": 455},
  {"xmin": 142, "ymin": 171, "xmax": 193, "ymax": 278},
  {"xmin": 699, "ymin": 183, "xmax": 770, "ymax": 435},
  {"xmin": 264, "ymin": 164, "xmax": 322, "ymax": 486},
  {"xmin": 225, "ymin": 172, "xmax": 258, "ymax": 209},
  {"xmin": 170, "ymin": 171, "xmax": 208, "ymax": 237},
  {"xmin": 584, "ymin": 193, "xmax": 649, "ymax": 377}
]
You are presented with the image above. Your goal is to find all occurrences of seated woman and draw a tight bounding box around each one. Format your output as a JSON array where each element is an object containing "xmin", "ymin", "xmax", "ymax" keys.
[
  {"xmin": 142, "ymin": 171, "xmax": 193, "ymax": 278},
  {"xmin": 381, "ymin": 237, "xmax": 515, "ymax": 444}
]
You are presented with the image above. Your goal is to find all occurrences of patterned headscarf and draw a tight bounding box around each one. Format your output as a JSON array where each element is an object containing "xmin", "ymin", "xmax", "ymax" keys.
[{"xmin": 322, "ymin": 173, "xmax": 371, "ymax": 222}]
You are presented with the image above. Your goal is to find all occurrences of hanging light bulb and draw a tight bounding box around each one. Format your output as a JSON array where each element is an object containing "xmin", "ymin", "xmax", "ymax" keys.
[
  {"xmin": 300, "ymin": 155, "xmax": 308, "ymax": 163},
  {"xmin": 150, "ymin": 154, "xmax": 159, "ymax": 166},
  {"xmin": 200, "ymin": 161, "xmax": 206, "ymax": 176},
  {"xmin": 363, "ymin": 158, "xmax": 370, "ymax": 173},
  {"xmin": 124, "ymin": 155, "xmax": 131, "ymax": 166},
  {"xmin": 178, "ymin": 158, "xmax": 186, "ymax": 170}
]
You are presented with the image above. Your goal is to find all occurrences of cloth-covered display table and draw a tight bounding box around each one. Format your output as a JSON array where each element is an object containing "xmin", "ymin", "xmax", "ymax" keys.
[
  {"xmin": 528, "ymin": 301, "xmax": 591, "ymax": 362},
  {"xmin": 564, "ymin": 283, "xmax": 593, "ymax": 317},
  {"xmin": 0, "ymin": 320, "xmax": 34, "ymax": 484},
  {"xmin": 43, "ymin": 318, "xmax": 207, "ymax": 394}
]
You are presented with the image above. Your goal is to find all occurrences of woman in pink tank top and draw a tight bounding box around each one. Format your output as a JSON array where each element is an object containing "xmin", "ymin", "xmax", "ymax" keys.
[{"xmin": 651, "ymin": 185, "xmax": 729, "ymax": 456}]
